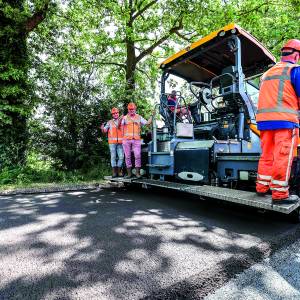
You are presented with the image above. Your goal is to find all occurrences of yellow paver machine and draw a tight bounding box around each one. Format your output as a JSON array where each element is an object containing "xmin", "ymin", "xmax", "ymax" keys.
[{"xmin": 107, "ymin": 24, "xmax": 300, "ymax": 222}]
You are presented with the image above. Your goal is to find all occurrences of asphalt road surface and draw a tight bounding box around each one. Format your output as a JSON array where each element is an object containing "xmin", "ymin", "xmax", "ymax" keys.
[
  {"xmin": 1, "ymin": 186, "xmax": 300, "ymax": 300},
  {"xmin": 205, "ymin": 238, "xmax": 300, "ymax": 300}
]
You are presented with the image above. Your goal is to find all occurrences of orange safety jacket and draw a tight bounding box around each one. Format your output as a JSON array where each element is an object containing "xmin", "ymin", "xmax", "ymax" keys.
[
  {"xmin": 256, "ymin": 62, "xmax": 299, "ymax": 124},
  {"xmin": 107, "ymin": 119, "xmax": 123, "ymax": 144},
  {"xmin": 123, "ymin": 114, "xmax": 141, "ymax": 140}
]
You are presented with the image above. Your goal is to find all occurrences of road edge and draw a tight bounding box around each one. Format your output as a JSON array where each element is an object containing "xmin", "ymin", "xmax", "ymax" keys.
[{"xmin": 0, "ymin": 183, "xmax": 109, "ymax": 196}]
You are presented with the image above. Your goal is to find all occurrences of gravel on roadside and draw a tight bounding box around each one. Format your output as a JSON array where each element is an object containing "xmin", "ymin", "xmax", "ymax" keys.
[{"xmin": 0, "ymin": 182, "xmax": 109, "ymax": 196}]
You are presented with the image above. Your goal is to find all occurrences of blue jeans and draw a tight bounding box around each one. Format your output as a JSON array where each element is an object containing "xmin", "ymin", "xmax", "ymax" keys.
[{"xmin": 109, "ymin": 143, "xmax": 124, "ymax": 167}]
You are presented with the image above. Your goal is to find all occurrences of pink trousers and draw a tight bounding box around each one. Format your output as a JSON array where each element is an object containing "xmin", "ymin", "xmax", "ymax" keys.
[{"xmin": 122, "ymin": 139, "xmax": 141, "ymax": 168}]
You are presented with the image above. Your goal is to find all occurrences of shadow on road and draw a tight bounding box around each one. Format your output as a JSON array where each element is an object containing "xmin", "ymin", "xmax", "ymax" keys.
[{"xmin": 0, "ymin": 186, "xmax": 299, "ymax": 300}]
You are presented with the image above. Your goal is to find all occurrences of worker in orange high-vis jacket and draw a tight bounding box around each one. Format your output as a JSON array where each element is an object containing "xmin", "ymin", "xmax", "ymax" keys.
[
  {"xmin": 256, "ymin": 39, "xmax": 300, "ymax": 204},
  {"xmin": 121, "ymin": 102, "xmax": 152, "ymax": 179},
  {"xmin": 101, "ymin": 107, "xmax": 124, "ymax": 178}
]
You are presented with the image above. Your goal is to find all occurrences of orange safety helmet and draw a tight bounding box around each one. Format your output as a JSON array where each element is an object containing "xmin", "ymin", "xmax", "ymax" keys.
[
  {"xmin": 127, "ymin": 102, "xmax": 136, "ymax": 110},
  {"xmin": 281, "ymin": 39, "xmax": 300, "ymax": 53},
  {"xmin": 111, "ymin": 107, "xmax": 119, "ymax": 114}
]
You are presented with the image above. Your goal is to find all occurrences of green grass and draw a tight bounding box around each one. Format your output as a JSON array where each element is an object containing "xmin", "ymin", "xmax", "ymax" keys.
[{"xmin": 0, "ymin": 153, "xmax": 110, "ymax": 191}]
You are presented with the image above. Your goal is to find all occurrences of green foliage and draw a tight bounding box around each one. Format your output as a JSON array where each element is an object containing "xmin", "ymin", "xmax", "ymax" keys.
[
  {"xmin": 0, "ymin": 0, "xmax": 51, "ymax": 169},
  {"xmin": 28, "ymin": 53, "xmax": 111, "ymax": 170},
  {"xmin": 0, "ymin": 1, "xmax": 29, "ymax": 124},
  {"xmin": 1, "ymin": 0, "xmax": 299, "ymax": 184},
  {"xmin": 0, "ymin": 152, "xmax": 110, "ymax": 187},
  {"xmin": 236, "ymin": 0, "xmax": 300, "ymax": 57}
]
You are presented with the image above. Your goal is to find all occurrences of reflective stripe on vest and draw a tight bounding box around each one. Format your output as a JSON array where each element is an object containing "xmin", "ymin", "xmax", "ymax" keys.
[
  {"xmin": 123, "ymin": 114, "xmax": 141, "ymax": 140},
  {"xmin": 108, "ymin": 119, "xmax": 123, "ymax": 144},
  {"xmin": 256, "ymin": 62, "xmax": 299, "ymax": 123}
]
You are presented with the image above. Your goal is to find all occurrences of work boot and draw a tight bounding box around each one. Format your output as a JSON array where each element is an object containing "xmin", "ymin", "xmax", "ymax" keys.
[
  {"xmin": 125, "ymin": 168, "xmax": 133, "ymax": 179},
  {"xmin": 272, "ymin": 194, "xmax": 299, "ymax": 205},
  {"xmin": 256, "ymin": 192, "xmax": 267, "ymax": 197},
  {"xmin": 135, "ymin": 167, "xmax": 142, "ymax": 179},
  {"xmin": 117, "ymin": 167, "xmax": 123, "ymax": 177},
  {"xmin": 112, "ymin": 167, "xmax": 118, "ymax": 178},
  {"xmin": 256, "ymin": 190, "xmax": 271, "ymax": 197}
]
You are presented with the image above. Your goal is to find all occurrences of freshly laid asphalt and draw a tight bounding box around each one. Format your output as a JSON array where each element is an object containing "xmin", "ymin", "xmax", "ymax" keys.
[
  {"xmin": 1, "ymin": 186, "xmax": 300, "ymax": 300},
  {"xmin": 205, "ymin": 238, "xmax": 300, "ymax": 300}
]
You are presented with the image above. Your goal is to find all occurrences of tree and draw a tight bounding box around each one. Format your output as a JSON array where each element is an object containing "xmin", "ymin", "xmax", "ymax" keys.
[
  {"xmin": 60, "ymin": 0, "xmax": 299, "ymax": 108},
  {"xmin": 30, "ymin": 59, "xmax": 111, "ymax": 170},
  {"xmin": 0, "ymin": 0, "xmax": 51, "ymax": 169},
  {"xmin": 4, "ymin": 0, "xmax": 298, "ymax": 173},
  {"xmin": 236, "ymin": 0, "xmax": 300, "ymax": 56},
  {"xmin": 62, "ymin": 0, "xmax": 223, "ymax": 108},
  {"xmin": 28, "ymin": 6, "xmax": 118, "ymax": 170}
]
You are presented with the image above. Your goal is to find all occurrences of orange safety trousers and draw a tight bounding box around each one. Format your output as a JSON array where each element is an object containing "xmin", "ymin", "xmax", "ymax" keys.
[{"xmin": 256, "ymin": 128, "xmax": 298, "ymax": 199}]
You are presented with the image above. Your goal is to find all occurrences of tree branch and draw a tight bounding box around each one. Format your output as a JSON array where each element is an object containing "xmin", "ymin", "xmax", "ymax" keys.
[
  {"xmin": 132, "ymin": 0, "xmax": 158, "ymax": 22},
  {"xmin": 95, "ymin": 61, "xmax": 127, "ymax": 70},
  {"xmin": 134, "ymin": 37, "xmax": 156, "ymax": 43},
  {"xmin": 135, "ymin": 0, "xmax": 147, "ymax": 11},
  {"xmin": 175, "ymin": 31, "xmax": 195, "ymax": 42},
  {"xmin": 135, "ymin": 16, "xmax": 183, "ymax": 63},
  {"xmin": 237, "ymin": 1, "xmax": 272, "ymax": 17},
  {"xmin": 25, "ymin": 1, "xmax": 50, "ymax": 33},
  {"xmin": 136, "ymin": 66, "xmax": 152, "ymax": 81}
]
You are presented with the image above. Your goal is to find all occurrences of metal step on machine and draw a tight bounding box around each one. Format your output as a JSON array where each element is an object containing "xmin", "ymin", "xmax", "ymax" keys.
[{"xmin": 105, "ymin": 176, "xmax": 300, "ymax": 221}]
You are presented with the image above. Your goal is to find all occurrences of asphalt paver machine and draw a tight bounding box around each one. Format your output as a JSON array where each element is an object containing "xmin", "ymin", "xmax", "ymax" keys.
[{"xmin": 107, "ymin": 24, "xmax": 300, "ymax": 221}]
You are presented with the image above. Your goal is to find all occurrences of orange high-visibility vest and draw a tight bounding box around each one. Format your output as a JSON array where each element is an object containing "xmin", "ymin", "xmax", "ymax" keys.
[
  {"xmin": 256, "ymin": 62, "xmax": 299, "ymax": 123},
  {"xmin": 123, "ymin": 114, "xmax": 141, "ymax": 140},
  {"xmin": 107, "ymin": 119, "xmax": 123, "ymax": 144}
]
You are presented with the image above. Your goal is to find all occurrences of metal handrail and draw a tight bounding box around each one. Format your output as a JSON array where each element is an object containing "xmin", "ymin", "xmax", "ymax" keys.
[
  {"xmin": 210, "ymin": 72, "xmax": 236, "ymax": 100},
  {"xmin": 152, "ymin": 103, "xmax": 160, "ymax": 152},
  {"xmin": 159, "ymin": 92, "xmax": 193, "ymax": 138},
  {"xmin": 176, "ymin": 95, "xmax": 193, "ymax": 124},
  {"xmin": 189, "ymin": 81, "xmax": 213, "ymax": 113}
]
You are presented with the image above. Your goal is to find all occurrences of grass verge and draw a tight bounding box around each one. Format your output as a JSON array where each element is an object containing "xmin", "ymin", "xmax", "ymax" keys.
[{"xmin": 0, "ymin": 155, "xmax": 110, "ymax": 192}]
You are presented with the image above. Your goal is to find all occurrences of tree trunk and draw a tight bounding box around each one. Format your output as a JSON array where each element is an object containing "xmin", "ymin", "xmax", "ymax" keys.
[
  {"xmin": 0, "ymin": 1, "xmax": 28, "ymax": 168},
  {"xmin": 124, "ymin": 37, "xmax": 136, "ymax": 111}
]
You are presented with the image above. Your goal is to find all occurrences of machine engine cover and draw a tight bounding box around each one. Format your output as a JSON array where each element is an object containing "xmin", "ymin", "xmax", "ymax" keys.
[{"xmin": 175, "ymin": 141, "xmax": 212, "ymax": 183}]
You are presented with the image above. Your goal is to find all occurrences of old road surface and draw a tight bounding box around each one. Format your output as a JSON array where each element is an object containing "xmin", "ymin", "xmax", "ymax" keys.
[{"xmin": 1, "ymin": 185, "xmax": 300, "ymax": 300}]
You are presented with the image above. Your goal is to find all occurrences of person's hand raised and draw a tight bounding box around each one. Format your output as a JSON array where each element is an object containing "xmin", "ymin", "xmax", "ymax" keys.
[{"xmin": 100, "ymin": 123, "xmax": 106, "ymax": 132}]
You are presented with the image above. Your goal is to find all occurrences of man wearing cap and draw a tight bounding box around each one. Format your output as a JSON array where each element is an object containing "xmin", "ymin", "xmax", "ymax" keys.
[
  {"xmin": 167, "ymin": 90, "xmax": 177, "ymax": 109},
  {"xmin": 101, "ymin": 108, "xmax": 124, "ymax": 178},
  {"xmin": 167, "ymin": 90, "xmax": 189, "ymax": 118},
  {"xmin": 121, "ymin": 102, "xmax": 152, "ymax": 178},
  {"xmin": 256, "ymin": 39, "xmax": 300, "ymax": 204}
]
